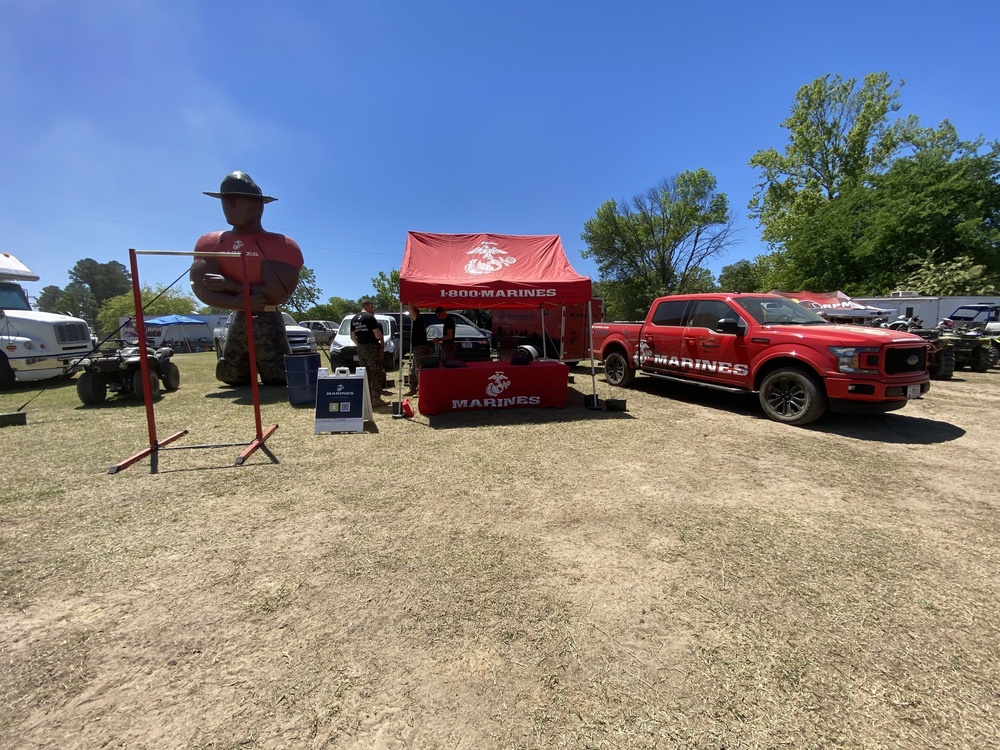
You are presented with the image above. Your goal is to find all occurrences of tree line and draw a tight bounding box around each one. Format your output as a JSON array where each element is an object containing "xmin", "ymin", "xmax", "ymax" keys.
[
  {"xmin": 581, "ymin": 72, "xmax": 999, "ymax": 320},
  {"xmin": 34, "ymin": 72, "xmax": 1000, "ymax": 328}
]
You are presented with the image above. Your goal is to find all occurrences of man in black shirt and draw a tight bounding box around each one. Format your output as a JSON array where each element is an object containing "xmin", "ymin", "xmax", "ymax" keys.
[
  {"xmin": 350, "ymin": 300, "xmax": 385, "ymax": 406},
  {"xmin": 434, "ymin": 306, "xmax": 457, "ymax": 360},
  {"xmin": 407, "ymin": 303, "xmax": 432, "ymax": 394}
]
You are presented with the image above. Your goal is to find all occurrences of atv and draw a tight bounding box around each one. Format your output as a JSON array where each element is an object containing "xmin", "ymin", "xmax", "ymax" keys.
[
  {"xmin": 949, "ymin": 328, "xmax": 993, "ymax": 373},
  {"xmin": 76, "ymin": 345, "xmax": 180, "ymax": 405},
  {"xmin": 920, "ymin": 329, "xmax": 957, "ymax": 380}
]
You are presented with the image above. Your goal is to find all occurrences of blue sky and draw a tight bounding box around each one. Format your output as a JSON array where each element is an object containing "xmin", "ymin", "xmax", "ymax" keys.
[{"xmin": 2, "ymin": 0, "xmax": 997, "ymax": 307}]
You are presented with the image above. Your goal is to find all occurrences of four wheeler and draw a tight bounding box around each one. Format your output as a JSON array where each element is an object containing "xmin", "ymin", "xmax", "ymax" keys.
[
  {"xmin": 923, "ymin": 330, "xmax": 958, "ymax": 380},
  {"xmin": 76, "ymin": 345, "xmax": 180, "ymax": 406},
  {"xmin": 948, "ymin": 328, "xmax": 993, "ymax": 373},
  {"xmin": 895, "ymin": 322, "xmax": 957, "ymax": 380}
]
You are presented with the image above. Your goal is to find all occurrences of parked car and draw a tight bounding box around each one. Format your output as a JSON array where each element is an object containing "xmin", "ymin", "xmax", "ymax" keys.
[
  {"xmin": 425, "ymin": 322, "xmax": 492, "ymax": 361},
  {"xmin": 416, "ymin": 311, "xmax": 494, "ymax": 349},
  {"xmin": 213, "ymin": 311, "xmax": 317, "ymax": 360},
  {"xmin": 328, "ymin": 313, "xmax": 400, "ymax": 371},
  {"xmin": 298, "ymin": 319, "xmax": 337, "ymax": 345}
]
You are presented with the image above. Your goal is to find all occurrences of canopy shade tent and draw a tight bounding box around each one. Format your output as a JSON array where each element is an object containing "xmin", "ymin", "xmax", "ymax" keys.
[
  {"xmin": 770, "ymin": 290, "xmax": 894, "ymax": 318},
  {"xmin": 140, "ymin": 315, "xmax": 212, "ymax": 351},
  {"xmin": 400, "ymin": 232, "xmax": 592, "ymax": 309},
  {"xmin": 397, "ymin": 231, "xmax": 599, "ymax": 410},
  {"xmin": 144, "ymin": 314, "xmax": 209, "ymax": 326}
]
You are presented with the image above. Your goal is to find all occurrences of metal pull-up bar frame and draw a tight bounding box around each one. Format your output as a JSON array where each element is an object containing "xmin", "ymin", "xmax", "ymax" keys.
[{"xmin": 108, "ymin": 248, "xmax": 279, "ymax": 474}]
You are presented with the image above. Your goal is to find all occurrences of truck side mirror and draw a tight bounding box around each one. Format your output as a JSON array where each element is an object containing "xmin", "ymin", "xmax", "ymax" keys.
[{"xmin": 716, "ymin": 318, "xmax": 744, "ymax": 335}]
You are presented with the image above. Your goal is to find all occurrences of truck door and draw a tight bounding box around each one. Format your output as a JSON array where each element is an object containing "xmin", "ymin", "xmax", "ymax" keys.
[
  {"xmin": 639, "ymin": 299, "xmax": 689, "ymax": 374},
  {"xmin": 682, "ymin": 300, "xmax": 749, "ymax": 387}
]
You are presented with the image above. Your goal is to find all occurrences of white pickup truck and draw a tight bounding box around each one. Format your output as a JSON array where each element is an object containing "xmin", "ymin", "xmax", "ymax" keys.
[{"xmin": 0, "ymin": 252, "xmax": 94, "ymax": 390}]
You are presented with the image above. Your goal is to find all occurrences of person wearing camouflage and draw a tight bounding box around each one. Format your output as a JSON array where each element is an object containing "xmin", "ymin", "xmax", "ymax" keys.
[
  {"xmin": 351, "ymin": 300, "xmax": 386, "ymax": 406},
  {"xmin": 190, "ymin": 171, "xmax": 302, "ymax": 386}
]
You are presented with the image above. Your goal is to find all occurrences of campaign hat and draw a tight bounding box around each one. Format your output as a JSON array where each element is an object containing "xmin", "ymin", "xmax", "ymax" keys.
[{"xmin": 204, "ymin": 171, "xmax": 277, "ymax": 203}]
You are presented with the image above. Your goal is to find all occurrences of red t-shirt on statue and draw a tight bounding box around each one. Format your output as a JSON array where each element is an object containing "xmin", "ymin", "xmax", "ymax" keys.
[{"xmin": 194, "ymin": 231, "xmax": 303, "ymax": 284}]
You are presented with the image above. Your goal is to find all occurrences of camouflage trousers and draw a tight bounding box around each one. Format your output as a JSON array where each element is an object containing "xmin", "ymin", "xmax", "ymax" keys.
[
  {"xmin": 216, "ymin": 311, "xmax": 291, "ymax": 386},
  {"xmin": 409, "ymin": 344, "xmax": 433, "ymax": 391},
  {"xmin": 357, "ymin": 343, "xmax": 385, "ymax": 400}
]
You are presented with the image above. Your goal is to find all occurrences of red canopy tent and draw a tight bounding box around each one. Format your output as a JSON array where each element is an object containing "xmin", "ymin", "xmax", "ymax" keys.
[
  {"xmin": 400, "ymin": 232, "xmax": 592, "ymax": 308},
  {"xmin": 397, "ymin": 231, "xmax": 599, "ymax": 411}
]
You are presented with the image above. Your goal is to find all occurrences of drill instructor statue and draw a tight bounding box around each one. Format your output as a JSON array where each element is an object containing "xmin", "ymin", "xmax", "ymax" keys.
[{"xmin": 190, "ymin": 171, "xmax": 303, "ymax": 386}]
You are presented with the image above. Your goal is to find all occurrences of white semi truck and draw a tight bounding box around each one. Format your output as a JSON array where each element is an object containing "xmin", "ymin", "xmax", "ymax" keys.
[{"xmin": 0, "ymin": 252, "xmax": 94, "ymax": 390}]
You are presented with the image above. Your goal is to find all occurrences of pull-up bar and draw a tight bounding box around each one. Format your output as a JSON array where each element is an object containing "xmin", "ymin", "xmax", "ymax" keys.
[{"xmin": 108, "ymin": 248, "xmax": 279, "ymax": 474}]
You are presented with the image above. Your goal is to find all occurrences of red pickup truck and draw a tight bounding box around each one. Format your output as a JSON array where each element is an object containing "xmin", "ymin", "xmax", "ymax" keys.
[{"xmin": 591, "ymin": 293, "xmax": 931, "ymax": 425}]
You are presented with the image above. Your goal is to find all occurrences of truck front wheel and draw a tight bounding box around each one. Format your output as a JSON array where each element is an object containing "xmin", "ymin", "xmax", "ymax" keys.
[
  {"xmin": 759, "ymin": 367, "xmax": 827, "ymax": 426},
  {"xmin": 603, "ymin": 351, "xmax": 635, "ymax": 387}
]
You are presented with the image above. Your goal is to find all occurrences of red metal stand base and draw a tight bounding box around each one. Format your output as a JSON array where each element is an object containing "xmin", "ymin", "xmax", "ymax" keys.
[{"xmin": 108, "ymin": 429, "xmax": 189, "ymax": 474}]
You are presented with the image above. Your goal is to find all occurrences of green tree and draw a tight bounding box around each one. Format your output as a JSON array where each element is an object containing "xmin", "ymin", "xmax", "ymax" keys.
[
  {"xmin": 717, "ymin": 259, "xmax": 767, "ymax": 292},
  {"xmin": 676, "ymin": 267, "xmax": 718, "ymax": 293},
  {"xmin": 370, "ymin": 269, "xmax": 400, "ymax": 309},
  {"xmin": 581, "ymin": 170, "xmax": 735, "ymax": 309},
  {"xmin": 592, "ymin": 276, "xmax": 662, "ymax": 322},
  {"xmin": 63, "ymin": 280, "xmax": 99, "ymax": 323},
  {"xmin": 35, "ymin": 285, "xmax": 64, "ymax": 312},
  {"xmin": 306, "ymin": 296, "xmax": 357, "ymax": 323},
  {"xmin": 196, "ymin": 304, "xmax": 232, "ymax": 315},
  {"xmin": 285, "ymin": 266, "xmax": 321, "ymax": 316},
  {"xmin": 749, "ymin": 72, "xmax": 914, "ymax": 246},
  {"xmin": 900, "ymin": 253, "xmax": 998, "ymax": 296},
  {"xmin": 68, "ymin": 259, "xmax": 131, "ymax": 305},
  {"xmin": 779, "ymin": 124, "xmax": 1000, "ymax": 293},
  {"xmin": 96, "ymin": 286, "xmax": 198, "ymax": 336}
]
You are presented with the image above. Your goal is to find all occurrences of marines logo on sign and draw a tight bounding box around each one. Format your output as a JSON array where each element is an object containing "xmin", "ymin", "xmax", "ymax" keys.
[{"xmin": 465, "ymin": 241, "xmax": 516, "ymax": 275}]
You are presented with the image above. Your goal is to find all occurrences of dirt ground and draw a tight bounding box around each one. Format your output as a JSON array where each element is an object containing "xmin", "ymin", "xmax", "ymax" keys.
[{"xmin": 2, "ymin": 356, "xmax": 999, "ymax": 749}]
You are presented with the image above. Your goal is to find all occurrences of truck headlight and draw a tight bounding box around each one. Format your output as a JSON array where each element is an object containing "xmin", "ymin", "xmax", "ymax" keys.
[{"xmin": 829, "ymin": 346, "xmax": 881, "ymax": 374}]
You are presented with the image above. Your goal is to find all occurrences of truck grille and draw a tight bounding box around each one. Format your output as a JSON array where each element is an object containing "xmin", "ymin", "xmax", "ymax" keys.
[
  {"xmin": 54, "ymin": 321, "xmax": 91, "ymax": 345},
  {"xmin": 885, "ymin": 346, "xmax": 926, "ymax": 374}
]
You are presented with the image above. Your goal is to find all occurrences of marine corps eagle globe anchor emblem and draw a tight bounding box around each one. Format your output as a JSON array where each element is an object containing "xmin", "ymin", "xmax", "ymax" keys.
[
  {"xmin": 464, "ymin": 241, "xmax": 517, "ymax": 275},
  {"xmin": 485, "ymin": 371, "xmax": 512, "ymax": 398}
]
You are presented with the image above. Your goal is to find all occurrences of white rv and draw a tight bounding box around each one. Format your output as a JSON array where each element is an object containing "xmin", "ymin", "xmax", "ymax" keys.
[{"xmin": 0, "ymin": 252, "xmax": 94, "ymax": 389}]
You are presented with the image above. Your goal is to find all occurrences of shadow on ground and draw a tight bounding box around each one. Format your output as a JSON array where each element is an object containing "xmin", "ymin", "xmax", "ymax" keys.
[{"xmin": 618, "ymin": 376, "xmax": 965, "ymax": 445}]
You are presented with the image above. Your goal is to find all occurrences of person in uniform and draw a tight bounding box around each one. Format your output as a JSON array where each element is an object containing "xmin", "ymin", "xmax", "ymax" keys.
[
  {"xmin": 190, "ymin": 171, "xmax": 303, "ymax": 386},
  {"xmin": 350, "ymin": 300, "xmax": 385, "ymax": 406},
  {"xmin": 433, "ymin": 306, "xmax": 457, "ymax": 360},
  {"xmin": 406, "ymin": 303, "xmax": 432, "ymax": 394}
]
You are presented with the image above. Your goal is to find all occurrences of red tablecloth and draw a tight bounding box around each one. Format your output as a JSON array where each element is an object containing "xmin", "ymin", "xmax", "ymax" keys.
[{"xmin": 417, "ymin": 360, "xmax": 570, "ymax": 416}]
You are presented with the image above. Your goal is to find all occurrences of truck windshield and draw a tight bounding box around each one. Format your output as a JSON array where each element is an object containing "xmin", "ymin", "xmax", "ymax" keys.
[
  {"xmin": 735, "ymin": 297, "xmax": 829, "ymax": 326},
  {"xmin": 0, "ymin": 282, "xmax": 32, "ymax": 311}
]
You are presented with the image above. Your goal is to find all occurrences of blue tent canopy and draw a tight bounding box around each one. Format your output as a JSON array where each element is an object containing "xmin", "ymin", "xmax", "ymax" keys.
[{"xmin": 144, "ymin": 314, "xmax": 207, "ymax": 326}]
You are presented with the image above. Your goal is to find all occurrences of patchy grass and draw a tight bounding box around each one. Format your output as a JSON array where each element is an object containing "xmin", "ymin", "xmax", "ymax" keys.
[{"xmin": 1, "ymin": 354, "xmax": 999, "ymax": 748}]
